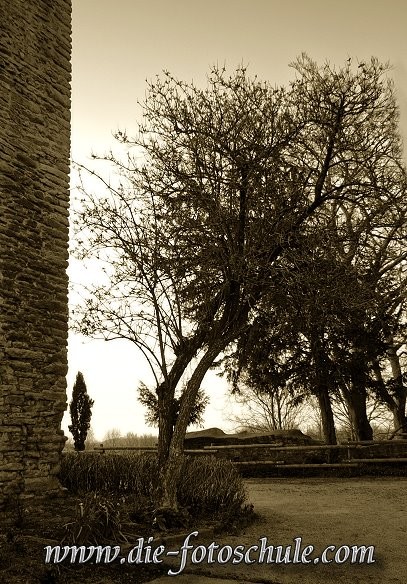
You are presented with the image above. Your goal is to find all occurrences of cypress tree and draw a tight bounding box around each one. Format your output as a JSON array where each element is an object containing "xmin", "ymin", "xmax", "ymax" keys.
[{"xmin": 68, "ymin": 371, "xmax": 94, "ymax": 451}]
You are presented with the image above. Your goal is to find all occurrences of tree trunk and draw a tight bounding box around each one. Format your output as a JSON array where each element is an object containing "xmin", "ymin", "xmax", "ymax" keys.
[
  {"xmin": 157, "ymin": 442, "xmax": 184, "ymax": 511},
  {"xmin": 371, "ymin": 357, "xmax": 406, "ymax": 434},
  {"xmin": 155, "ymin": 336, "xmax": 205, "ymax": 469},
  {"xmin": 157, "ymin": 386, "xmax": 175, "ymax": 467},
  {"xmin": 310, "ymin": 335, "xmax": 337, "ymax": 444},
  {"xmin": 158, "ymin": 337, "xmax": 233, "ymax": 511},
  {"xmin": 346, "ymin": 383, "xmax": 373, "ymax": 441},
  {"xmin": 342, "ymin": 347, "xmax": 374, "ymax": 441},
  {"xmin": 392, "ymin": 404, "xmax": 407, "ymax": 435},
  {"xmin": 316, "ymin": 385, "xmax": 337, "ymax": 444},
  {"xmin": 387, "ymin": 343, "xmax": 407, "ymax": 435}
]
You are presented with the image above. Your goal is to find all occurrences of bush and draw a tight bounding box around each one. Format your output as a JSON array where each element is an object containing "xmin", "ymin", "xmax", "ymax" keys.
[
  {"xmin": 59, "ymin": 452, "xmax": 158, "ymax": 497},
  {"xmin": 178, "ymin": 456, "xmax": 247, "ymax": 517},
  {"xmin": 59, "ymin": 452, "xmax": 247, "ymax": 520}
]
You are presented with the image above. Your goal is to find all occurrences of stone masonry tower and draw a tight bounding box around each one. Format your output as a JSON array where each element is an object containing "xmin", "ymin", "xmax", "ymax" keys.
[{"xmin": 0, "ymin": 0, "xmax": 71, "ymax": 521}]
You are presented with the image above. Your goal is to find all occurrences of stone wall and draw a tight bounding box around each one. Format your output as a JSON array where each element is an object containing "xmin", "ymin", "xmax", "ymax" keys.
[
  {"xmin": 0, "ymin": 0, "xmax": 71, "ymax": 522},
  {"xmin": 207, "ymin": 440, "xmax": 407, "ymax": 464}
]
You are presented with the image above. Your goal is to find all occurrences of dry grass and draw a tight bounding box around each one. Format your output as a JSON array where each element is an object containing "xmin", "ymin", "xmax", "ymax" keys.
[
  {"xmin": 0, "ymin": 454, "xmax": 250, "ymax": 583},
  {"xmin": 59, "ymin": 452, "xmax": 247, "ymax": 520}
]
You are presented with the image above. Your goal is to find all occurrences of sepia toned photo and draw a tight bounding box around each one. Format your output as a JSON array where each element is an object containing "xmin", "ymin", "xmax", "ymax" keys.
[{"xmin": 1, "ymin": 1, "xmax": 406, "ymax": 582}]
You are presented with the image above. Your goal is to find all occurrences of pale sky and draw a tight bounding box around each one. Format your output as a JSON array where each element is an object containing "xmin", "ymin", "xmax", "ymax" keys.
[{"xmin": 65, "ymin": 0, "xmax": 407, "ymax": 441}]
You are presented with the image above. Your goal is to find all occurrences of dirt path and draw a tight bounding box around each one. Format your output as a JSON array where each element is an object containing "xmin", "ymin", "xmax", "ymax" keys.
[{"xmin": 175, "ymin": 477, "xmax": 407, "ymax": 583}]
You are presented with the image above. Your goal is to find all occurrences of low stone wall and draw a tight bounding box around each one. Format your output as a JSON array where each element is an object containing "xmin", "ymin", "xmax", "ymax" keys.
[
  {"xmin": 206, "ymin": 440, "xmax": 407, "ymax": 464},
  {"xmin": 344, "ymin": 440, "xmax": 407, "ymax": 460}
]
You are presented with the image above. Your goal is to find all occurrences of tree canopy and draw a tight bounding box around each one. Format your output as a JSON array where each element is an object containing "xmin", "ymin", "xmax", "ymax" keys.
[{"xmin": 72, "ymin": 56, "xmax": 407, "ymax": 509}]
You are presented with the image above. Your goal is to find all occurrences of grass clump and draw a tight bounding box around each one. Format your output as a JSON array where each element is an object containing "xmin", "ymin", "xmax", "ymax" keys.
[
  {"xmin": 178, "ymin": 455, "xmax": 247, "ymax": 517},
  {"xmin": 61, "ymin": 491, "xmax": 128, "ymax": 545},
  {"xmin": 59, "ymin": 452, "xmax": 249, "ymax": 524},
  {"xmin": 59, "ymin": 452, "xmax": 158, "ymax": 497}
]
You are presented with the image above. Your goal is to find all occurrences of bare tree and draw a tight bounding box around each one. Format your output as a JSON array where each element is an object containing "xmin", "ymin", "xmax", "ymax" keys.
[
  {"xmin": 73, "ymin": 66, "xmax": 302, "ymax": 511},
  {"xmin": 84, "ymin": 426, "xmax": 97, "ymax": 449},
  {"xmin": 72, "ymin": 59, "xmax": 404, "ymax": 510},
  {"xmin": 102, "ymin": 428, "xmax": 122, "ymax": 447},
  {"xmin": 331, "ymin": 391, "xmax": 393, "ymax": 441},
  {"xmin": 227, "ymin": 384, "xmax": 307, "ymax": 432}
]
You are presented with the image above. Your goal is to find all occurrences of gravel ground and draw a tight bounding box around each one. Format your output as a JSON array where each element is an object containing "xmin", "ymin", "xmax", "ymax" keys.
[
  {"xmin": 165, "ymin": 477, "xmax": 407, "ymax": 584},
  {"xmin": 2, "ymin": 477, "xmax": 405, "ymax": 583}
]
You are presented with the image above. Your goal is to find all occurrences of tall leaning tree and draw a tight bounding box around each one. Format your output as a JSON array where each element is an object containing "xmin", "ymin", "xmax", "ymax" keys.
[{"xmin": 72, "ymin": 58, "xmax": 404, "ymax": 511}]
